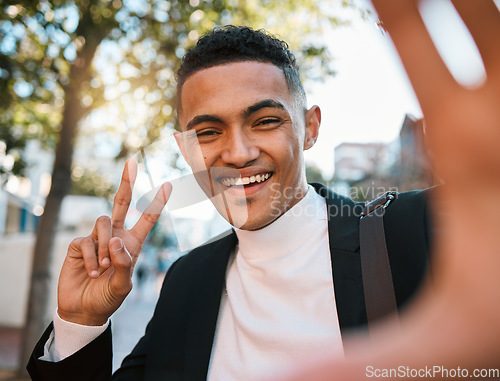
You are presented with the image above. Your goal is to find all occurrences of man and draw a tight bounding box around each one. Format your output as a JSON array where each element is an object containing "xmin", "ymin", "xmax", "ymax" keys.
[{"xmin": 27, "ymin": 26, "xmax": 432, "ymax": 380}]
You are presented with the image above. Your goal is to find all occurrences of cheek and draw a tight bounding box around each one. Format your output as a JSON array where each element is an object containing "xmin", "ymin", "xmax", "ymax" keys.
[
  {"xmin": 274, "ymin": 139, "xmax": 305, "ymax": 186},
  {"xmin": 199, "ymin": 147, "xmax": 218, "ymax": 169},
  {"xmin": 187, "ymin": 157, "xmax": 207, "ymax": 173},
  {"xmin": 184, "ymin": 143, "xmax": 216, "ymax": 172},
  {"xmin": 265, "ymin": 132, "xmax": 302, "ymax": 167},
  {"xmin": 282, "ymin": 137, "xmax": 304, "ymax": 165}
]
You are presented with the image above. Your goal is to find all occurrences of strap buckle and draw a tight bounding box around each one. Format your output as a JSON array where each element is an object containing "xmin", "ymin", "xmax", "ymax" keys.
[{"xmin": 361, "ymin": 191, "xmax": 398, "ymax": 217}]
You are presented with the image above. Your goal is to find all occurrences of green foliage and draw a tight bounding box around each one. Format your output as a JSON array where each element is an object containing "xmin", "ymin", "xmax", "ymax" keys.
[
  {"xmin": 306, "ymin": 162, "xmax": 332, "ymax": 185},
  {"xmin": 0, "ymin": 0, "xmax": 362, "ymax": 178},
  {"xmin": 70, "ymin": 165, "xmax": 115, "ymax": 199}
]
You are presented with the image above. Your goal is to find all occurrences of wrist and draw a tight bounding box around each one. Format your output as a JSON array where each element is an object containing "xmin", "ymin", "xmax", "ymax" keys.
[
  {"xmin": 52, "ymin": 309, "xmax": 109, "ymax": 360},
  {"xmin": 57, "ymin": 309, "xmax": 109, "ymax": 326}
]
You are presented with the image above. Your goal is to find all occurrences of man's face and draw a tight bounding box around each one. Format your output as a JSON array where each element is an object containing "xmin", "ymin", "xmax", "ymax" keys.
[{"xmin": 177, "ymin": 61, "xmax": 320, "ymax": 230}]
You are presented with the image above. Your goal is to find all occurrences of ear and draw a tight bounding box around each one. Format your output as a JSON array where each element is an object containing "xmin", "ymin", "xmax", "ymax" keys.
[{"xmin": 303, "ymin": 105, "xmax": 321, "ymax": 150}]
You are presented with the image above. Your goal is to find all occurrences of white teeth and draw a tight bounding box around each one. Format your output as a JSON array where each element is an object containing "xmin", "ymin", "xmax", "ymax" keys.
[{"xmin": 221, "ymin": 172, "xmax": 272, "ymax": 187}]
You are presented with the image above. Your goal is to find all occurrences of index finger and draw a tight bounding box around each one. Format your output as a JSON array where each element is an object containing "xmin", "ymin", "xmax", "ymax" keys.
[
  {"xmin": 130, "ymin": 182, "xmax": 172, "ymax": 242},
  {"xmin": 112, "ymin": 159, "xmax": 137, "ymax": 230},
  {"xmin": 371, "ymin": 0, "xmax": 459, "ymax": 111},
  {"xmin": 451, "ymin": 0, "xmax": 500, "ymax": 72}
]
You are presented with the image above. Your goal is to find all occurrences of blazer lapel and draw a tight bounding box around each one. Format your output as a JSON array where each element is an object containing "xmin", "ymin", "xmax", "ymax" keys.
[
  {"xmin": 183, "ymin": 231, "xmax": 237, "ymax": 380},
  {"xmin": 310, "ymin": 183, "xmax": 368, "ymax": 333}
]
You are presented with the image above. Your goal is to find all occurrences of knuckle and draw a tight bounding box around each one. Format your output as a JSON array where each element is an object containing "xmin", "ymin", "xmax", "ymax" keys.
[
  {"xmin": 142, "ymin": 213, "xmax": 158, "ymax": 225},
  {"xmin": 111, "ymin": 247, "xmax": 131, "ymax": 264},
  {"xmin": 81, "ymin": 236, "xmax": 95, "ymax": 248},
  {"xmin": 113, "ymin": 195, "xmax": 129, "ymax": 207},
  {"xmin": 96, "ymin": 215, "xmax": 111, "ymax": 225},
  {"xmin": 112, "ymin": 220, "xmax": 123, "ymax": 230},
  {"xmin": 69, "ymin": 237, "xmax": 82, "ymax": 248}
]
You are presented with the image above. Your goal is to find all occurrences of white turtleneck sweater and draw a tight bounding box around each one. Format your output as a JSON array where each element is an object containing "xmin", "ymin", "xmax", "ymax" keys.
[
  {"xmin": 207, "ymin": 186, "xmax": 343, "ymax": 380},
  {"xmin": 43, "ymin": 186, "xmax": 344, "ymax": 379}
]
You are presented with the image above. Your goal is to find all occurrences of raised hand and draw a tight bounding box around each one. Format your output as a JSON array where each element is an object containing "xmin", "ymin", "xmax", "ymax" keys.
[
  {"xmin": 57, "ymin": 159, "xmax": 171, "ymax": 326},
  {"xmin": 375, "ymin": 0, "xmax": 500, "ymax": 189},
  {"xmin": 369, "ymin": 0, "xmax": 500, "ymax": 368},
  {"xmin": 277, "ymin": 1, "xmax": 500, "ymax": 380}
]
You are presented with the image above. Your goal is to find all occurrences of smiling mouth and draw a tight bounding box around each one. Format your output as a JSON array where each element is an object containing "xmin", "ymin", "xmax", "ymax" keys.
[{"xmin": 220, "ymin": 172, "xmax": 272, "ymax": 188}]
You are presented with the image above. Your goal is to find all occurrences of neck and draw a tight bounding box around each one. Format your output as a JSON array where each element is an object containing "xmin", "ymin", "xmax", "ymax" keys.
[{"xmin": 235, "ymin": 185, "xmax": 327, "ymax": 260}]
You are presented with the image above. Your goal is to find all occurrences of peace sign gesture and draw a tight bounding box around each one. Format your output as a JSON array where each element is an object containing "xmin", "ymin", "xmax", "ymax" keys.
[{"xmin": 57, "ymin": 159, "xmax": 171, "ymax": 326}]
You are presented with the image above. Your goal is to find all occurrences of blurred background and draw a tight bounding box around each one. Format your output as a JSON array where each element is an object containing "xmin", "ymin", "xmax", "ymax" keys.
[{"xmin": 1, "ymin": 0, "xmax": 488, "ymax": 378}]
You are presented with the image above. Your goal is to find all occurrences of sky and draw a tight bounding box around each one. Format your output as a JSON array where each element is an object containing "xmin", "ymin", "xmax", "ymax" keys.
[{"xmin": 303, "ymin": 2, "xmax": 421, "ymax": 178}]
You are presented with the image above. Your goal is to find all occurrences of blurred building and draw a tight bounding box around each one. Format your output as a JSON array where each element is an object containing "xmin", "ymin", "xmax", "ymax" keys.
[
  {"xmin": 0, "ymin": 140, "xmax": 110, "ymax": 329},
  {"xmin": 334, "ymin": 141, "xmax": 392, "ymax": 183},
  {"xmin": 332, "ymin": 114, "xmax": 434, "ymax": 201},
  {"xmin": 0, "ymin": 140, "xmax": 52, "ymax": 235},
  {"xmin": 333, "ymin": 140, "xmax": 396, "ymax": 201},
  {"xmin": 392, "ymin": 114, "xmax": 434, "ymax": 191}
]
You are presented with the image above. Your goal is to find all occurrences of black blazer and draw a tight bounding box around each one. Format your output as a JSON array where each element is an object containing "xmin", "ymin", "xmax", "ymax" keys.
[{"xmin": 28, "ymin": 184, "xmax": 432, "ymax": 381}]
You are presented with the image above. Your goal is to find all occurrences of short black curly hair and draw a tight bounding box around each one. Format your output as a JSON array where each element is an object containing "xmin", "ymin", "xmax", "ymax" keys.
[{"xmin": 176, "ymin": 25, "xmax": 306, "ymax": 116}]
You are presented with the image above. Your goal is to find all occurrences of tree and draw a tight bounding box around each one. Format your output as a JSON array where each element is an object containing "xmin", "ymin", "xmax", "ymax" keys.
[
  {"xmin": 0, "ymin": 0, "xmax": 365, "ymax": 376},
  {"xmin": 70, "ymin": 166, "xmax": 116, "ymax": 199},
  {"xmin": 306, "ymin": 162, "xmax": 332, "ymax": 185}
]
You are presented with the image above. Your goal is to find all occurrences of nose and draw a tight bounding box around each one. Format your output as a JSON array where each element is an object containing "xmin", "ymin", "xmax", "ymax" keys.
[{"xmin": 221, "ymin": 128, "xmax": 260, "ymax": 167}]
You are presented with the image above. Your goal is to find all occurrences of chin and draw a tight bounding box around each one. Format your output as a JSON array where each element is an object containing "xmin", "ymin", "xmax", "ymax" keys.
[
  {"xmin": 211, "ymin": 193, "xmax": 280, "ymax": 230},
  {"xmin": 236, "ymin": 212, "xmax": 279, "ymax": 231}
]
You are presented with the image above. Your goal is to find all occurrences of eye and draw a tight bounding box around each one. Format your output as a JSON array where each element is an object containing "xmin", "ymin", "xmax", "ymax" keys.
[
  {"xmin": 256, "ymin": 118, "xmax": 281, "ymax": 127},
  {"xmin": 196, "ymin": 129, "xmax": 220, "ymax": 137}
]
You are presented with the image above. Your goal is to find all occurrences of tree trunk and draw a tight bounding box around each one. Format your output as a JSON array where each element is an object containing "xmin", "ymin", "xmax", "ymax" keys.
[
  {"xmin": 16, "ymin": 28, "xmax": 109, "ymax": 375},
  {"xmin": 16, "ymin": 73, "xmax": 84, "ymax": 376}
]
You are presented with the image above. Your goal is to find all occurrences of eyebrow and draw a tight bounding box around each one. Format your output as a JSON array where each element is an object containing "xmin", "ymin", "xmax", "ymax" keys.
[
  {"xmin": 243, "ymin": 99, "xmax": 285, "ymax": 119},
  {"xmin": 186, "ymin": 115, "xmax": 224, "ymax": 131},
  {"xmin": 184, "ymin": 99, "xmax": 286, "ymax": 131}
]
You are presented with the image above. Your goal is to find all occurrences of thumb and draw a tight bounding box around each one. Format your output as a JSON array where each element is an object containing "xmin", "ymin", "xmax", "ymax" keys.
[{"xmin": 108, "ymin": 237, "xmax": 133, "ymax": 297}]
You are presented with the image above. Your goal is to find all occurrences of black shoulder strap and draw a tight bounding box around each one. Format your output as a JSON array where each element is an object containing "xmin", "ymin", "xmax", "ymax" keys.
[{"xmin": 360, "ymin": 191, "xmax": 399, "ymax": 333}]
